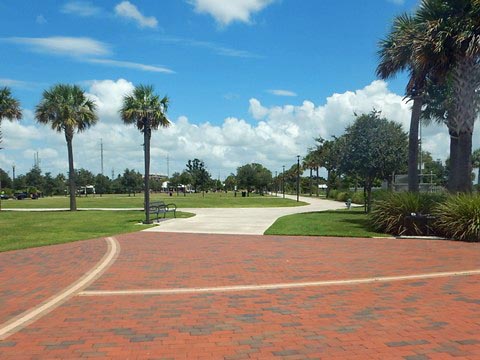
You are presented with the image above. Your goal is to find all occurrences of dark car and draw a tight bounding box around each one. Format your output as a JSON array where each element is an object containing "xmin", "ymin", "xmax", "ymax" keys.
[
  {"xmin": 14, "ymin": 192, "xmax": 28, "ymax": 200},
  {"xmin": 0, "ymin": 194, "xmax": 10, "ymax": 200}
]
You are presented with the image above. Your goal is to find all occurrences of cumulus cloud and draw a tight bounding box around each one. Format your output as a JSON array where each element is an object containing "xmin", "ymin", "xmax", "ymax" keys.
[
  {"xmin": 4, "ymin": 36, "xmax": 111, "ymax": 57},
  {"xmin": 114, "ymin": 1, "xmax": 158, "ymax": 29},
  {"xmin": 2, "ymin": 79, "xmax": 469, "ymax": 179},
  {"xmin": 61, "ymin": 1, "xmax": 102, "ymax": 16},
  {"xmin": 189, "ymin": 0, "xmax": 275, "ymax": 26}
]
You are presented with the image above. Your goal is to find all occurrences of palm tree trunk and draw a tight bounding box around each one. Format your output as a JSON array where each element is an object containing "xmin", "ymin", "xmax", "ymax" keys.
[
  {"xmin": 144, "ymin": 122, "xmax": 151, "ymax": 224},
  {"xmin": 451, "ymin": 58, "xmax": 478, "ymax": 193},
  {"xmin": 408, "ymin": 96, "xmax": 422, "ymax": 192},
  {"xmin": 65, "ymin": 130, "xmax": 76, "ymax": 211},
  {"xmin": 457, "ymin": 131, "xmax": 473, "ymax": 193},
  {"xmin": 316, "ymin": 167, "xmax": 319, "ymax": 197},
  {"xmin": 447, "ymin": 131, "xmax": 459, "ymax": 192}
]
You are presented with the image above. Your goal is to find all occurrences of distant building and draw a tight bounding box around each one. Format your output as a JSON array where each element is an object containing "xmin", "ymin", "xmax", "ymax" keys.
[{"xmin": 149, "ymin": 174, "xmax": 168, "ymax": 181}]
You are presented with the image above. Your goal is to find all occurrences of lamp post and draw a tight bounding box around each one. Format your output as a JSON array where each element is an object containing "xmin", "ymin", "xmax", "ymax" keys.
[
  {"xmin": 282, "ymin": 165, "xmax": 285, "ymax": 199},
  {"xmin": 296, "ymin": 155, "xmax": 300, "ymax": 202},
  {"xmin": 275, "ymin": 171, "xmax": 278, "ymax": 196}
]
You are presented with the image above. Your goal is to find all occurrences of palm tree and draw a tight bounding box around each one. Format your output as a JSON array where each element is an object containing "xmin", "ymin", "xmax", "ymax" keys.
[
  {"xmin": 120, "ymin": 85, "xmax": 170, "ymax": 224},
  {"xmin": 415, "ymin": 0, "xmax": 480, "ymax": 192},
  {"xmin": 0, "ymin": 87, "xmax": 22, "ymax": 150},
  {"xmin": 377, "ymin": 14, "xmax": 433, "ymax": 192},
  {"xmin": 36, "ymin": 84, "xmax": 98, "ymax": 211}
]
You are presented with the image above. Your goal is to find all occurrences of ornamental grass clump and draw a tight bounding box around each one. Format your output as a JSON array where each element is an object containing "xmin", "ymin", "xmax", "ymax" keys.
[
  {"xmin": 433, "ymin": 195, "xmax": 480, "ymax": 242},
  {"xmin": 369, "ymin": 192, "xmax": 445, "ymax": 236}
]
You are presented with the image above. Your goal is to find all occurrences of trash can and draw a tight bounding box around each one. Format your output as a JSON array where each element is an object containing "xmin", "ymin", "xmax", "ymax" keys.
[{"xmin": 241, "ymin": 191, "xmax": 246, "ymax": 198}]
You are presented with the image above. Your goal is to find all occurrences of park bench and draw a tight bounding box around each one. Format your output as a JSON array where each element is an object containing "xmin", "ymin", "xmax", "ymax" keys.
[{"xmin": 148, "ymin": 201, "xmax": 177, "ymax": 221}]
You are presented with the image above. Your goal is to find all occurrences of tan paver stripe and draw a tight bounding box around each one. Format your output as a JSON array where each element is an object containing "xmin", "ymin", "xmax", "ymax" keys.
[
  {"xmin": 0, "ymin": 237, "xmax": 120, "ymax": 340},
  {"xmin": 79, "ymin": 268, "xmax": 480, "ymax": 296}
]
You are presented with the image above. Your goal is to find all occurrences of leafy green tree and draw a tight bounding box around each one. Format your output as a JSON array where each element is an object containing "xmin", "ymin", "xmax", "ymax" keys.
[
  {"xmin": 224, "ymin": 174, "xmax": 237, "ymax": 191},
  {"xmin": 120, "ymin": 85, "xmax": 169, "ymax": 223},
  {"xmin": 25, "ymin": 166, "xmax": 44, "ymax": 192},
  {"xmin": 75, "ymin": 168, "xmax": 95, "ymax": 187},
  {"xmin": 36, "ymin": 84, "xmax": 98, "ymax": 211},
  {"xmin": 0, "ymin": 87, "xmax": 22, "ymax": 150},
  {"xmin": 121, "ymin": 168, "xmax": 143, "ymax": 196},
  {"xmin": 53, "ymin": 174, "xmax": 67, "ymax": 195},
  {"xmin": 186, "ymin": 159, "xmax": 211, "ymax": 193},
  {"xmin": 340, "ymin": 111, "xmax": 408, "ymax": 212},
  {"xmin": 0, "ymin": 168, "xmax": 12, "ymax": 189},
  {"xmin": 95, "ymin": 174, "xmax": 111, "ymax": 195},
  {"xmin": 43, "ymin": 172, "xmax": 56, "ymax": 196},
  {"xmin": 236, "ymin": 163, "xmax": 272, "ymax": 194}
]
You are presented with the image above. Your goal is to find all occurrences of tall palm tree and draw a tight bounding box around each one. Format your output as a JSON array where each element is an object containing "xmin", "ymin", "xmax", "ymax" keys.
[
  {"xmin": 415, "ymin": 0, "xmax": 480, "ymax": 192},
  {"xmin": 120, "ymin": 85, "xmax": 170, "ymax": 224},
  {"xmin": 0, "ymin": 87, "xmax": 22, "ymax": 150},
  {"xmin": 377, "ymin": 13, "xmax": 433, "ymax": 192},
  {"xmin": 36, "ymin": 84, "xmax": 98, "ymax": 211}
]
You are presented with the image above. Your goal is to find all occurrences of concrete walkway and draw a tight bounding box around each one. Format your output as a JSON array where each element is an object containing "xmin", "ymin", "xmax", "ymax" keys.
[{"xmin": 144, "ymin": 194, "xmax": 345, "ymax": 235}]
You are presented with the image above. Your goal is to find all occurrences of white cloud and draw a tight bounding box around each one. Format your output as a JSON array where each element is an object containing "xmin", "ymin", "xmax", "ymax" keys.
[
  {"xmin": 159, "ymin": 36, "xmax": 261, "ymax": 58},
  {"xmin": 61, "ymin": 1, "xmax": 101, "ymax": 16},
  {"xmin": 86, "ymin": 59, "xmax": 174, "ymax": 73},
  {"xmin": 189, "ymin": 0, "xmax": 275, "ymax": 26},
  {"xmin": 36, "ymin": 15, "xmax": 47, "ymax": 24},
  {"xmin": 2, "ymin": 79, "xmax": 472, "ymax": 179},
  {"xmin": 267, "ymin": 89, "xmax": 297, "ymax": 97},
  {"xmin": 0, "ymin": 78, "xmax": 37, "ymax": 89},
  {"xmin": 114, "ymin": 1, "xmax": 158, "ymax": 29},
  {"xmin": 85, "ymin": 79, "xmax": 135, "ymax": 123},
  {"xmin": 5, "ymin": 36, "xmax": 111, "ymax": 57},
  {"xmin": 387, "ymin": 0, "xmax": 405, "ymax": 4}
]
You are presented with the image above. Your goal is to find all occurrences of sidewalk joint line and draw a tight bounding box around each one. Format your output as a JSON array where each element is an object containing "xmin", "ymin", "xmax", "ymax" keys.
[
  {"xmin": 0, "ymin": 237, "xmax": 120, "ymax": 340},
  {"xmin": 78, "ymin": 268, "xmax": 480, "ymax": 297}
]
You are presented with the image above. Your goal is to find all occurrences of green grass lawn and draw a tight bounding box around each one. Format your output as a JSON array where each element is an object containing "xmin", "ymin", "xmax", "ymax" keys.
[
  {"xmin": 1, "ymin": 192, "xmax": 306, "ymax": 209},
  {"xmin": 264, "ymin": 208, "xmax": 390, "ymax": 238},
  {"xmin": 0, "ymin": 210, "xmax": 194, "ymax": 252}
]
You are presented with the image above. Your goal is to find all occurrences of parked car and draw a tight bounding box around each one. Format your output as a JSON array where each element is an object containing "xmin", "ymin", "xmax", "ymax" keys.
[
  {"xmin": 0, "ymin": 194, "xmax": 10, "ymax": 200},
  {"xmin": 14, "ymin": 192, "xmax": 28, "ymax": 200}
]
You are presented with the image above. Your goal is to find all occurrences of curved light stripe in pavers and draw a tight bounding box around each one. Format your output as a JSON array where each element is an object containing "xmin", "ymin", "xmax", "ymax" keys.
[
  {"xmin": 79, "ymin": 268, "xmax": 480, "ymax": 296},
  {"xmin": 0, "ymin": 237, "xmax": 120, "ymax": 340}
]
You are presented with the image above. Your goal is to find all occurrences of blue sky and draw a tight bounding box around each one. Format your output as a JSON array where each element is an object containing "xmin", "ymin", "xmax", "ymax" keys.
[{"xmin": 0, "ymin": 0, "xmax": 465, "ymax": 179}]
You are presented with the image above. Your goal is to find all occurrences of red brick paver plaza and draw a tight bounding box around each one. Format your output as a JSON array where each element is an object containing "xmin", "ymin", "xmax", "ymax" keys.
[{"xmin": 1, "ymin": 232, "xmax": 480, "ymax": 359}]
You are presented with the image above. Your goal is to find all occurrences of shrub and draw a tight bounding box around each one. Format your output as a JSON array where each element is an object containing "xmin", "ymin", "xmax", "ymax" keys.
[
  {"xmin": 433, "ymin": 194, "xmax": 480, "ymax": 242},
  {"xmin": 335, "ymin": 191, "xmax": 351, "ymax": 202},
  {"xmin": 351, "ymin": 191, "xmax": 364, "ymax": 204},
  {"xmin": 328, "ymin": 189, "xmax": 339, "ymax": 200},
  {"xmin": 369, "ymin": 192, "xmax": 446, "ymax": 236}
]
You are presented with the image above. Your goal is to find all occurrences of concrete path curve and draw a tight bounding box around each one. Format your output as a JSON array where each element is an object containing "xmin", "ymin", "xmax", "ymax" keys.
[{"xmin": 144, "ymin": 194, "xmax": 345, "ymax": 235}]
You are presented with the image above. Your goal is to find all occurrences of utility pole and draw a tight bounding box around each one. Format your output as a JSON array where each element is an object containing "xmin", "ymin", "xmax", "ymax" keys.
[
  {"xmin": 167, "ymin": 154, "xmax": 170, "ymax": 178},
  {"xmin": 282, "ymin": 165, "xmax": 285, "ymax": 199},
  {"xmin": 12, "ymin": 164, "xmax": 15, "ymax": 190},
  {"xmin": 100, "ymin": 138, "xmax": 104, "ymax": 175}
]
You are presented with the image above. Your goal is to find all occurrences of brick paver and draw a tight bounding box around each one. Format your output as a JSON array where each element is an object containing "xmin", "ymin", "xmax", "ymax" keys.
[
  {"xmin": 1, "ymin": 232, "xmax": 480, "ymax": 359},
  {"xmin": 0, "ymin": 239, "xmax": 106, "ymax": 324}
]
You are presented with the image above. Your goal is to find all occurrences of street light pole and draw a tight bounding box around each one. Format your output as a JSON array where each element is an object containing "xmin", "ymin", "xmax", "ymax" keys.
[
  {"xmin": 282, "ymin": 165, "xmax": 285, "ymax": 199},
  {"xmin": 296, "ymin": 155, "xmax": 300, "ymax": 202},
  {"xmin": 275, "ymin": 171, "xmax": 278, "ymax": 196}
]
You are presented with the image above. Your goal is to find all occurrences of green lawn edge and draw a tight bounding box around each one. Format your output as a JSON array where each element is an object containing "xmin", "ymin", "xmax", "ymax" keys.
[
  {"xmin": 264, "ymin": 208, "xmax": 390, "ymax": 238},
  {"xmin": 0, "ymin": 210, "xmax": 194, "ymax": 253}
]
